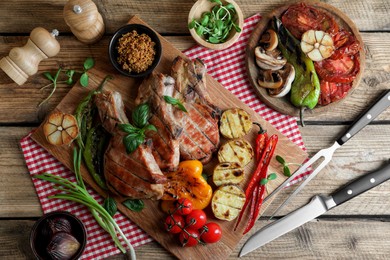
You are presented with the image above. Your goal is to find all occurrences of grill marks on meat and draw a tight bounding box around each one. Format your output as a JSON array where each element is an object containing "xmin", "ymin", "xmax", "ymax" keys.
[
  {"xmin": 135, "ymin": 72, "xmax": 184, "ymax": 170},
  {"xmin": 171, "ymin": 56, "xmax": 221, "ymax": 163},
  {"xmin": 105, "ymin": 135, "xmax": 166, "ymax": 199},
  {"xmin": 94, "ymin": 89, "xmax": 166, "ymax": 200}
]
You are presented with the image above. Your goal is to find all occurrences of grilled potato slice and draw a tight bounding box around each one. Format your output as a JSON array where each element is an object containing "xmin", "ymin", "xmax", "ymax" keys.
[
  {"xmin": 218, "ymin": 139, "xmax": 254, "ymax": 167},
  {"xmin": 220, "ymin": 108, "xmax": 252, "ymax": 139},
  {"xmin": 213, "ymin": 162, "xmax": 244, "ymax": 186},
  {"xmin": 212, "ymin": 184, "xmax": 246, "ymax": 221}
]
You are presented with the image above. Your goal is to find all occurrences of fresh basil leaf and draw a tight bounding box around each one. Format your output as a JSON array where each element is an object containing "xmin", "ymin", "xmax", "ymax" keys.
[
  {"xmin": 143, "ymin": 124, "xmax": 157, "ymax": 132},
  {"xmin": 260, "ymin": 178, "xmax": 268, "ymax": 185},
  {"xmin": 164, "ymin": 96, "xmax": 187, "ymax": 112},
  {"xmin": 103, "ymin": 196, "xmax": 117, "ymax": 217},
  {"xmin": 283, "ymin": 166, "xmax": 291, "ymax": 177},
  {"xmin": 118, "ymin": 123, "xmax": 139, "ymax": 134},
  {"xmin": 43, "ymin": 72, "xmax": 54, "ymax": 82},
  {"xmin": 83, "ymin": 57, "xmax": 95, "ymax": 70},
  {"xmin": 123, "ymin": 133, "xmax": 144, "ymax": 154},
  {"xmin": 123, "ymin": 199, "xmax": 144, "ymax": 212},
  {"xmin": 132, "ymin": 103, "xmax": 150, "ymax": 128},
  {"xmin": 80, "ymin": 72, "xmax": 89, "ymax": 87},
  {"xmin": 267, "ymin": 173, "xmax": 277, "ymax": 181},
  {"xmin": 276, "ymin": 155, "xmax": 285, "ymax": 165}
]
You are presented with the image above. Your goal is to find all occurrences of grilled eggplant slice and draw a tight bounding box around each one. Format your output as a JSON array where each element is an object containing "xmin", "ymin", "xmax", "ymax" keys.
[
  {"xmin": 213, "ymin": 162, "xmax": 244, "ymax": 186},
  {"xmin": 218, "ymin": 139, "xmax": 254, "ymax": 167},
  {"xmin": 211, "ymin": 184, "xmax": 246, "ymax": 221}
]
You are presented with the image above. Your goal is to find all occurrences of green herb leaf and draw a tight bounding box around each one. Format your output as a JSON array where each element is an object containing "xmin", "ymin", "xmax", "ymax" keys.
[
  {"xmin": 123, "ymin": 132, "xmax": 144, "ymax": 154},
  {"xmin": 196, "ymin": 25, "xmax": 204, "ymax": 36},
  {"xmin": 225, "ymin": 3, "xmax": 234, "ymax": 9},
  {"xmin": 84, "ymin": 57, "xmax": 95, "ymax": 70},
  {"xmin": 202, "ymin": 173, "xmax": 208, "ymax": 181},
  {"xmin": 143, "ymin": 124, "xmax": 158, "ymax": 132},
  {"xmin": 118, "ymin": 123, "xmax": 139, "ymax": 134},
  {"xmin": 103, "ymin": 196, "xmax": 117, "ymax": 217},
  {"xmin": 163, "ymin": 96, "xmax": 188, "ymax": 112},
  {"xmin": 260, "ymin": 178, "xmax": 269, "ymax": 185},
  {"xmin": 43, "ymin": 72, "xmax": 54, "ymax": 82},
  {"xmin": 132, "ymin": 103, "xmax": 150, "ymax": 128},
  {"xmin": 201, "ymin": 14, "xmax": 210, "ymax": 26},
  {"xmin": 283, "ymin": 166, "xmax": 291, "ymax": 177},
  {"xmin": 276, "ymin": 155, "xmax": 286, "ymax": 165},
  {"xmin": 188, "ymin": 19, "xmax": 196, "ymax": 29},
  {"xmin": 208, "ymin": 36, "xmax": 220, "ymax": 43},
  {"xmin": 210, "ymin": 0, "xmax": 223, "ymax": 5},
  {"xmin": 80, "ymin": 72, "xmax": 89, "ymax": 87},
  {"xmin": 123, "ymin": 199, "xmax": 145, "ymax": 212},
  {"xmin": 232, "ymin": 21, "xmax": 242, "ymax": 33},
  {"xmin": 267, "ymin": 173, "xmax": 277, "ymax": 180}
]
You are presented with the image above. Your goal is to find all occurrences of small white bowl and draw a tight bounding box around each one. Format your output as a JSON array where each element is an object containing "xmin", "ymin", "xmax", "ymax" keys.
[{"xmin": 188, "ymin": 0, "xmax": 244, "ymax": 50}]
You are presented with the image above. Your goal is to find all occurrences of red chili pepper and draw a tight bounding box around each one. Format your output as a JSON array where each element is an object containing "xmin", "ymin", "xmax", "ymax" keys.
[
  {"xmin": 234, "ymin": 134, "xmax": 278, "ymax": 231},
  {"xmin": 253, "ymin": 123, "xmax": 268, "ymax": 162}
]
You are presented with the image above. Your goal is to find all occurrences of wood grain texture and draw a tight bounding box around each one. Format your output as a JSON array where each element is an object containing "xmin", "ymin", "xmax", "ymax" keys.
[
  {"xmin": 0, "ymin": 0, "xmax": 389, "ymax": 34},
  {"xmin": 30, "ymin": 15, "xmax": 308, "ymax": 260}
]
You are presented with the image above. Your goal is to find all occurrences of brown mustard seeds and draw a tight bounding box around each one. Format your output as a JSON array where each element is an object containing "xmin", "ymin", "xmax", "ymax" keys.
[{"xmin": 117, "ymin": 30, "xmax": 156, "ymax": 73}]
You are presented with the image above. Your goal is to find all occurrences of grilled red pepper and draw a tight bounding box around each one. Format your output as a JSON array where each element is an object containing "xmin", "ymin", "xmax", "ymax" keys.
[{"xmin": 253, "ymin": 123, "xmax": 268, "ymax": 162}]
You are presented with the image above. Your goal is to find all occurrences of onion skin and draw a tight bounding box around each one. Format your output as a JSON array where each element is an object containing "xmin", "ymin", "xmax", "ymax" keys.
[{"xmin": 46, "ymin": 232, "xmax": 80, "ymax": 260}]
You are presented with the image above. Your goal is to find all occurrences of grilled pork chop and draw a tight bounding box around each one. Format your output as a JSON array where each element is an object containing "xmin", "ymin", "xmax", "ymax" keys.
[
  {"xmin": 171, "ymin": 56, "xmax": 221, "ymax": 163},
  {"xmin": 94, "ymin": 90, "xmax": 166, "ymax": 200},
  {"xmin": 135, "ymin": 72, "xmax": 183, "ymax": 171}
]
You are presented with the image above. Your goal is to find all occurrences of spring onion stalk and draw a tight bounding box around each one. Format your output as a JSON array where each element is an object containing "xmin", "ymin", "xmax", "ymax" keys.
[{"xmin": 33, "ymin": 148, "xmax": 136, "ymax": 259}]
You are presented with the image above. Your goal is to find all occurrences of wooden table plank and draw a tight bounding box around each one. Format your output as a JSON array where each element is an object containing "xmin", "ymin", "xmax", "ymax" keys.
[{"xmin": 0, "ymin": 0, "xmax": 388, "ymax": 34}]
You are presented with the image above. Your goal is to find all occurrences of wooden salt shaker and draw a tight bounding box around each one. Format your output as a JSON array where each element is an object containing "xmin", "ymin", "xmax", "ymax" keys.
[
  {"xmin": 63, "ymin": 0, "xmax": 105, "ymax": 44},
  {"xmin": 0, "ymin": 28, "xmax": 60, "ymax": 86}
]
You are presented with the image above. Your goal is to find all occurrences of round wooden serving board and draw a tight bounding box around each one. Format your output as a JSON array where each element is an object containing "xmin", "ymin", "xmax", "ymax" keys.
[{"xmin": 245, "ymin": 0, "xmax": 366, "ymax": 117}]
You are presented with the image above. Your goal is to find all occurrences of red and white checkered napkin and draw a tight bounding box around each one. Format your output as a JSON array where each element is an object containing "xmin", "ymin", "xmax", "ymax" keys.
[{"xmin": 20, "ymin": 14, "xmax": 309, "ymax": 259}]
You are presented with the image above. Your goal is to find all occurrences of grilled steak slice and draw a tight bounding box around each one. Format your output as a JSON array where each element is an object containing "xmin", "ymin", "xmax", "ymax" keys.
[
  {"xmin": 171, "ymin": 56, "xmax": 221, "ymax": 163},
  {"xmin": 135, "ymin": 72, "xmax": 183, "ymax": 170},
  {"xmin": 105, "ymin": 135, "xmax": 166, "ymax": 199},
  {"xmin": 95, "ymin": 89, "xmax": 166, "ymax": 200}
]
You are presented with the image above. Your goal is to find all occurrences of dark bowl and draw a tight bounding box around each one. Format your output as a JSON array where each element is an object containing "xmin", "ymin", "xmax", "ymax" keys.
[
  {"xmin": 108, "ymin": 24, "xmax": 162, "ymax": 78},
  {"xmin": 30, "ymin": 211, "xmax": 87, "ymax": 260}
]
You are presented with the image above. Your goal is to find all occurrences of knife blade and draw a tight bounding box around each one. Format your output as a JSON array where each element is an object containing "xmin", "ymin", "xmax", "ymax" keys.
[
  {"xmin": 239, "ymin": 160, "xmax": 390, "ymax": 257},
  {"xmin": 265, "ymin": 89, "xmax": 390, "ymax": 218}
]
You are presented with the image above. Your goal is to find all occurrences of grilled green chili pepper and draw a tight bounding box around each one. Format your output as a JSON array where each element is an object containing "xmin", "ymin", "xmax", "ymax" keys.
[
  {"xmin": 272, "ymin": 17, "xmax": 320, "ymax": 125},
  {"xmin": 83, "ymin": 126, "xmax": 109, "ymax": 190}
]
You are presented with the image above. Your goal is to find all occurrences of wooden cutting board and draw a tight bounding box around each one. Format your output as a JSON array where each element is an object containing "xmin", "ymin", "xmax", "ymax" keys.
[{"xmin": 32, "ymin": 16, "xmax": 308, "ymax": 260}]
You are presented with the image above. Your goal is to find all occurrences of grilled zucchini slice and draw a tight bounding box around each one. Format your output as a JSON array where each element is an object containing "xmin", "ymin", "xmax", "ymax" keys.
[
  {"xmin": 220, "ymin": 108, "xmax": 252, "ymax": 139},
  {"xmin": 212, "ymin": 184, "xmax": 246, "ymax": 221},
  {"xmin": 218, "ymin": 139, "xmax": 254, "ymax": 167},
  {"xmin": 213, "ymin": 162, "xmax": 244, "ymax": 186}
]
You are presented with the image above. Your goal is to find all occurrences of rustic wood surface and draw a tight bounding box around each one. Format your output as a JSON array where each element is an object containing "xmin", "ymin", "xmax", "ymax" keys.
[{"xmin": 1, "ymin": 0, "xmax": 390, "ymax": 259}]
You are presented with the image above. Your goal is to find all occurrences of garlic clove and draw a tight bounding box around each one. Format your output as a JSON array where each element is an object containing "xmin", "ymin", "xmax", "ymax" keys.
[{"xmin": 43, "ymin": 112, "xmax": 79, "ymax": 146}]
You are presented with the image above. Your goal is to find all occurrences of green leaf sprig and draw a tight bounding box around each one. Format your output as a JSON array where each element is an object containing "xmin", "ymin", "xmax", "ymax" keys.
[
  {"xmin": 188, "ymin": 0, "xmax": 241, "ymax": 44},
  {"xmin": 103, "ymin": 196, "xmax": 117, "ymax": 217},
  {"xmin": 123, "ymin": 199, "xmax": 145, "ymax": 212},
  {"xmin": 260, "ymin": 173, "xmax": 277, "ymax": 185},
  {"xmin": 119, "ymin": 103, "xmax": 157, "ymax": 154},
  {"xmin": 276, "ymin": 155, "xmax": 302, "ymax": 177},
  {"xmin": 39, "ymin": 57, "xmax": 95, "ymax": 107},
  {"xmin": 33, "ymin": 148, "xmax": 136, "ymax": 257},
  {"xmin": 163, "ymin": 95, "xmax": 187, "ymax": 112}
]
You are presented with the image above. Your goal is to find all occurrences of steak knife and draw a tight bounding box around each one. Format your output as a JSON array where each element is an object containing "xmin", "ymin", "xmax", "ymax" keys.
[
  {"xmin": 239, "ymin": 161, "xmax": 390, "ymax": 257},
  {"xmin": 265, "ymin": 90, "xmax": 390, "ymax": 218}
]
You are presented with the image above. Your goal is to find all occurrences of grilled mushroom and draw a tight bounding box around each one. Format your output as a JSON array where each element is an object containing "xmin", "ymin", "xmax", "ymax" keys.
[
  {"xmin": 255, "ymin": 46, "xmax": 287, "ymax": 70},
  {"xmin": 259, "ymin": 29, "xmax": 278, "ymax": 51},
  {"xmin": 257, "ymin": 69, "xmax": 283, "ymax": 89},
  {"xmin": 268, "ymin": 63, "xmax": 295, "ymax": 98}
]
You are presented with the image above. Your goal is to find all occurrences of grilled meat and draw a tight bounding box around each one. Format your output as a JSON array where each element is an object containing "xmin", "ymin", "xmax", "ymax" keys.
[
  {"xmin": 94, "ymin": 90, "xmax": 166, "ymax": 200},
  {"xmin": 171, "ymin": 56, "xmax": 221, "ymax": 163},
  {"xmin": 135, "ymin": 72, "xmax": 183, "ymax": 171}
]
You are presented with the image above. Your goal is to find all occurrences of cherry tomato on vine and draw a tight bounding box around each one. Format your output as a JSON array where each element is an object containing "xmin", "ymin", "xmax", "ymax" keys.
[
  {"xmin": 174, "ymin": 198, "xmax": 193, "ymax": 215},
  {"xmin": 185, "ymin": 209, "xmax": 207, "ymax": 230},
  {"xmin": 164, "ymin": 214, "xmax": 184, "ymax": 234},
  {"xmin": 179, "ymin": 228, "xmax": 199, "ymax": 247},
  {"xmin": 200, "ymin": 222, "xmax": 222, "ymax": 244}
]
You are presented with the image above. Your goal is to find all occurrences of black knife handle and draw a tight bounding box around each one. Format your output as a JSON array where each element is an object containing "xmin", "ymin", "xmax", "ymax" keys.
[
  {"xmin": 332, "ymin": 161, "xmax": 390, "ymax": 206},
  {"xmin": 337, "ymin": 90, "xmax": 390, "ymax": 145}
]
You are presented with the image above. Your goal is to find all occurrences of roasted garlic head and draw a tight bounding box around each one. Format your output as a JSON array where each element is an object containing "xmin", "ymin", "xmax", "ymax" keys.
[
  {"xmin": 301, "ymin": 30, "xmax": 334, "ymax": 61},
  {"xmin": 43, "ymin": 112, "xmax": 79, "ymax": 146}
]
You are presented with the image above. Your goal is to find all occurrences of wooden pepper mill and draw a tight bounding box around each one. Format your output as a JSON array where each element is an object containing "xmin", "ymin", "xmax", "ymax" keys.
[
  {"xmin": 0, "ymin": 28, "xmax": 60, "ymax": 86},
  {"xmin": 63, "ymin": 0, "xmax": 105, "ymax": 44}
]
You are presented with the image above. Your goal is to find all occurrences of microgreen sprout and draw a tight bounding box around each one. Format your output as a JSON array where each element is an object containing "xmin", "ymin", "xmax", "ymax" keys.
[{"xmin": 276, "ymin": 155, "xmax": 302, "ymax": 177}]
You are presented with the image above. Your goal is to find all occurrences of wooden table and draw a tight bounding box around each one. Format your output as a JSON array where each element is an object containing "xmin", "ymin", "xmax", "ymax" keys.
[{"xmin": 1, "ymin": 0, "xmax": 390, "ymax": 259}]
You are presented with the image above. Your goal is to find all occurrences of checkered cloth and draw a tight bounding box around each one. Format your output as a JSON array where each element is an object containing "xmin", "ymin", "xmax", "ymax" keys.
[{"xmin": 20, "ymin": 14, "xmax": 309, "ymax": 259}]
